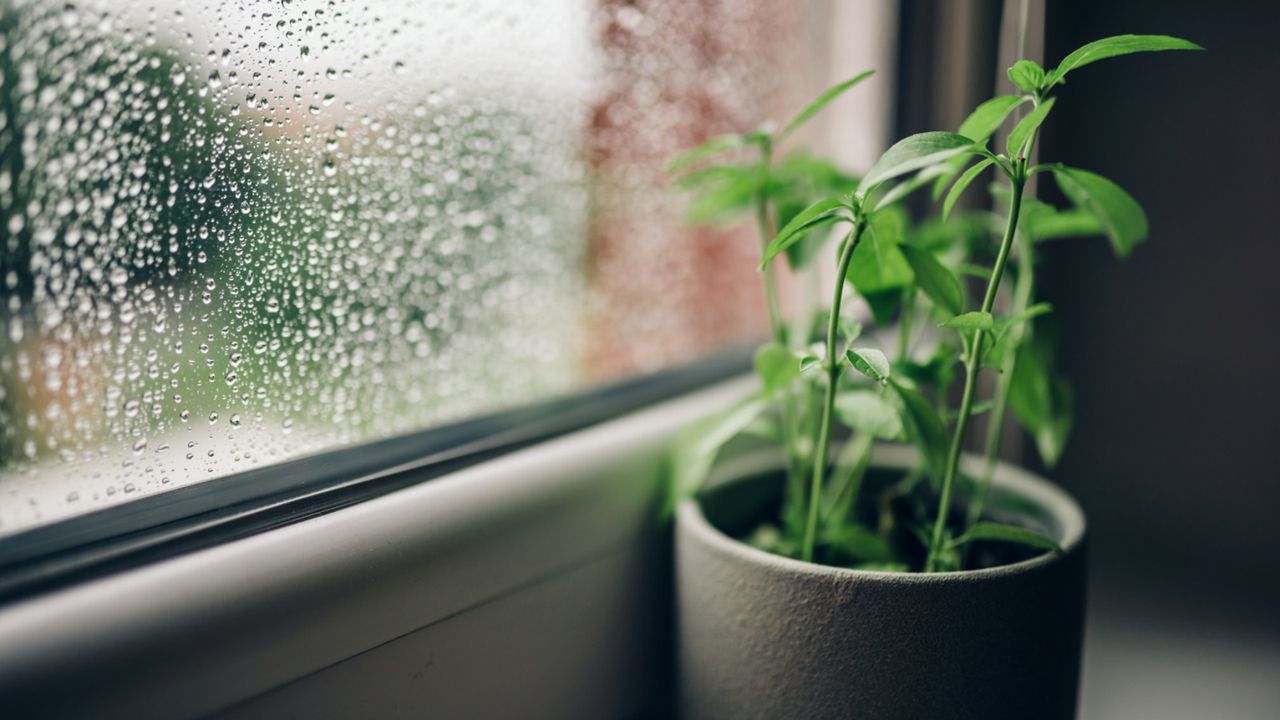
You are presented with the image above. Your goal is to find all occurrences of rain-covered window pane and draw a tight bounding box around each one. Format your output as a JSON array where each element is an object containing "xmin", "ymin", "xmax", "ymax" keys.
[{"xmin": 0, "ymin": 0, "xmax": 878, "ymax": 533}]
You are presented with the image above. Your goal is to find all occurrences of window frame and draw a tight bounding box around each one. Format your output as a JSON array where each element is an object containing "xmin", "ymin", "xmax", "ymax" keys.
[{"xmin": 0, "ymin": 348, "xmax": 750, "ymax": 605}]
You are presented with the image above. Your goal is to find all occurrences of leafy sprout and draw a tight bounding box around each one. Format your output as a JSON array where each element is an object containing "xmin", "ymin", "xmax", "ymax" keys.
[{"xmin": 669, "ymin": 34, "xmax": 1199, "ymax": 572}]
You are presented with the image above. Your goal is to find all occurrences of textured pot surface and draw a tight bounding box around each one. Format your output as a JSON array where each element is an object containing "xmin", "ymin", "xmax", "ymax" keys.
[{"xmin": 675, "ymin": 444, "xmax": 1087, "ymax": 720}]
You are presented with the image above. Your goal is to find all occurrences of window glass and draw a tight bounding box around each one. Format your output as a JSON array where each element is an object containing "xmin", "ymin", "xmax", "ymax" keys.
[{"xmin": 0, "ymin": 0, "xmax": 860, "ymax": 534}]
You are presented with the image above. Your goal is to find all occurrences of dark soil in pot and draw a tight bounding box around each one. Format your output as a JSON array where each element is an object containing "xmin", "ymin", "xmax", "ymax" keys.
[{"xmin": 707, "ymin": 462, "xmax": 1054, "ymax": 573}]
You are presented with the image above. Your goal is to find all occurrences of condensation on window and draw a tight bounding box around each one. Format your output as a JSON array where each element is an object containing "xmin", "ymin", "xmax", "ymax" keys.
[{"xmin": 0, "ymin": 0, "xmax": 826, "ymax": 533}]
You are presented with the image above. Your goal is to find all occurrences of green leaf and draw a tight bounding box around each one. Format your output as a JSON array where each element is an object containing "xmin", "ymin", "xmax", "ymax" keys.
[
  {"xmin": 996, "ymin": 303, "xmax": 1052, "ymax": 337},
  {"xmin": 986, "ymin": 303, "xmax": 1053, "ymax": 369},
  {"xmin": 761, "ymin": 198, "xmax": 848, "ymax": 268},
  {"xmin": 775, "ymin": 198, "xmax": 830, "ymax": 269},
  {"xmin": 848, "ymin": 210, "xmax": 913, "ymax": 295},
  {"xmin": 800, "ymin": 354, "xmax": 822, "ymax": 372},
  {"xmin": 857, "ymin": 132, "xmax": 975, "ymax": 199},
  {"xmin": 667, "ymin": 134, "xmax": 743, "ymax": 174},
  {"xmin": 933, "ymin": 92, "xmax": 1021, "ymax": 200},
  {"xmin": 779, "ymin": 70, "xmax": 876, "ymax": 142},
  {"xmin": 672, "ymin": 163, "xmax": 745, "ymax": 190},
  {"xmin": 1018, "ymin": 197, "xmax": 1103, "ymax": 242},
  {"xmin": 940, "ymin": 311, "xmax": 994, "ymax": 332},
  {"xmin": 754, "ymin": 344, "xmax": 803, "ymax": 394},
  {"xmin": 942, "ymin": 157, "xmax": 995, "ymax": 221},
  {"xmin": 835, "ymin": 389, "xmax": 903, "ymax": 440},
  {"xmin": 948, "ymin": 399, "xmax": 994, "ymax": 420},
  {"xmin": 899, "ymin": 245, "xmax": 964, "ymax": 316},
  {"xmin": 958, "ymin": 95, "xmax": 1029, "ymax": 143},
  {"xmin": 822, "ymin": 523, "xmax": 894, "ymax": 562},
  {"xmin": 846, "ymin": 347, "xmax": 890, "ymax": 383},
  {"xmin": 1007, "ymin": 59, "xmax": 1046, "ymax": 93},
  {"xmin": 895, "ymin": 344, "xmax": 956, "ymax": 393},
  {"xmin": 1050, "ymin": 166, "xmax": 1148, "ymax": 257},
  {"xmin": 773, "ymin": 151, "xmax": 860, "ymax": 194},
  {"xmin": 1009, "ymin": 336, "xmax": 1074, "ymax": 467},
  {"xmin": 1044, "ymin": 35, "xmax": 1203, "ymax": 89},
  {"xmin": 862, "ymin": 289, "xmax": 902, "ymax": 326},
  {"xmin": 670, "ymin": 395, "xmax": 766, "ymax": 506},
  {"xmin": 889, "ymin": 379, "xmax": 949, "ymax": 484},
  {"xmin": 840, "ymin": 317, "xmax": 863, "ymax": 346},
  {"xmin": 747, "ymin": 523, "xmax": 797, "ymax": 557},
  {"xmin": 953, "ymin": 522, "xmax": 1062, "ymax": 554},
  {"xmin": 1006, "ymin": 97, "xmax": 1056, "ymax": 157},
  {"xmin": 682, "ymin": 169, "xmax": 762, "ymax": 223},
  {"xmin": 873, "ymin": 163, "xmax": 950, "ymax": 211}
]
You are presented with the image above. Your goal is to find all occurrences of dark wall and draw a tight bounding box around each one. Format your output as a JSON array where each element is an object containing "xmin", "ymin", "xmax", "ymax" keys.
[{"xmin": 1040, "ymin": 0, "xmax": 1280, "ymax": 618}]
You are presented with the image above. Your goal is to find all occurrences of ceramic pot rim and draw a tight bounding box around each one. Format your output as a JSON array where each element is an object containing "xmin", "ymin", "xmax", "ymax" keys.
[{"xmin": 679, "ymin": 443, "xmax": 1086, "ymax": 584}]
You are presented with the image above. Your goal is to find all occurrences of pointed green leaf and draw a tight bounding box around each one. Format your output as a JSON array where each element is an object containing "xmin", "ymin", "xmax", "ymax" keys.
[
  {"xmin": 1006, "ymin": 97, "xmax": 1056, "ymax": 157},
  {"xmin": 1009, "ymin": 335, "xmax": 1074, "ymax": 467},
  {"xmin": 1050, "ymin": 166, "xmax": 1148, "ymax": 257},
  {"xmin": 754, "ymin": 344, "xmax": 803, "ymax": 394},
  {"xmin": 874, "ymin": 163, "xmax": 950, "ymax": 211},
  {"xmin": 670, "ymin": 394, "xmax": 766, "ymax": 505},
  {"xmin": 986, "ymin": 303, "xmax": 1053, "ymax": 370},
  {"xmin": 899, "ymin": 245, "xmax": 964, "ymax": 316},
  {"xmin": 953, "ymin": 522, "xmax": 1061, "ymax": 553},
  {"xmin": 857, "ymin": 132, "xmax": 976, "ymax": 198},
  {"xmin": 958, "ymin": 95, "xmax": 1029, "ymax": 143},
  {"xmin": 1017, "ymin": 197, "xmax": 1104, "ymax": 241},
  {"xmin": 848, "ymin": 210, "xmax": 913, "ymax": 295},
  {"xmin": 846, "ymin": 347, "xmax": 890, "ymax": 383},
  {"xmin": 772, "ymin": 151, "xmax": 860, "ymax": 194},
  {"xmin": 940, "ymin": 311, "xmax": 994, "ymax": 332},
  {"xmin": 1045, "ymin": 35, "xmax": 1203, "ymax": 89},
  {"xmin": 800, "ymin": 354, "xmax": 822, "ymax": 373},
  {"xmin": 889, "ymin": 379, "xmax": 949, "ymax": 484},
  {"xmin": 995, "ymin": 303, "xmax": 1052, "ymax": 337},
  {"xmin": 761, "ymin": 198, "xmax": 848, "ymax": 268},
  {"xmin": 780, "ymin": 70, "xmax": 876, "ymax": 142},
  {"xmin": 682, "ymin": 168, "xmax": 762, "ymax": 223},
  {"xmin": 667, "ymin": 134, "xmax": 744, "ymax": 174},
  {"xmin": 775, "ymin": 198, "xmax": 832, "ymax": 270},
  {"xmin": 863, "ymin": 289, "xmax": 902, "ymax": 326},
  {"xmin": 822, "ymin": 522, "xmax": 894, "ymax": 562},
  {"xmin": 943, "ymin": 157, "xmax": 995, "ymax": 221},
  {"xmin": 835, "ymin": 389, "xmax": 903, "ymax": 440},
  {"xmin": 840, "ymin": 317, "xmax": 864, "ymax": 346},
  {"xmin": 931, "ymin": 96, "xmax": 1026, "ymax": 200},
  {"xmin": 673, "ymin": 163, "xmax": 747, "ymax": 190},
  {"xmin": 1007, "ymin": 59, "xmax": 1046, "ymax": 93}
]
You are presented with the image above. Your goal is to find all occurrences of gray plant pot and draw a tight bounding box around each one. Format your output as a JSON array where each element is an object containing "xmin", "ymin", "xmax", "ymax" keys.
[{"xmin": 675, "ymin": 444, "xmax": 1087, "ymax": 720}]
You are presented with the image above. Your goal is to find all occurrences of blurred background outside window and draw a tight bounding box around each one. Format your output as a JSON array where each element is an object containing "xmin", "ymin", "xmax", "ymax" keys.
[{"xmin": 0, "ymin": 0, "xmax": 892, "ymax": 533}]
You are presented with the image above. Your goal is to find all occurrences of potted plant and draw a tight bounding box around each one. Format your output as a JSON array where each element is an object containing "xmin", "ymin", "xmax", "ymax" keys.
[{"xmin": 668, "ymin": 34, "xmax": 1200, "ymax": 720}]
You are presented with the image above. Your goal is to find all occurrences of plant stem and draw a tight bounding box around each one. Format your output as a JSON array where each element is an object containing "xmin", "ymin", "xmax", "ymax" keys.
[
  {"xmin": 898, "ymin": 285, "xmax": 915, "ymax": 362},
  {"xmin": 754, "ymin": 143, "xmax": 786, "ymax": 345},
  {"xmin": 968, "ymin": 244, "xmax": 1034, "ymax": 525},
  {"xmin": 926, "ymin": 177, "xmax": 1025, "ymax": 571},
  {"xmin": 752, "ymin": 142, "xmax": 810, "ymax": 540},
  {"xmin": 801, "ymin": 220, "xmax": 863, "ymax": 563}
]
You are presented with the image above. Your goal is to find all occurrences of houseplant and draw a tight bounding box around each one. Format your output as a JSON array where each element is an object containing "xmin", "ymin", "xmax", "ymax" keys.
[{"xmin": 669, "ymin": 34, "xmax": 1199, "ymax": 719}]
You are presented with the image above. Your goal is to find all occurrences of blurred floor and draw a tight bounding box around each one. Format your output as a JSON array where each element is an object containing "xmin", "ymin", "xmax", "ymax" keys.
[{"xmin": 1082, "ymin": 583, "xmax": 1280, "ymax": 720}]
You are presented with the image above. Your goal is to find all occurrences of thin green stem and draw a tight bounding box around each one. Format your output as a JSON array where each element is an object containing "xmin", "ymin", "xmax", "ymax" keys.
[
  {"xmin": 898, "ymin": 285, "xmax": 915, "ymax": 363},
  {"xmin": 968, "ymin": 243, "xmax": 1034, "ymax": 526},
  {"xmin": 754, "ymin": 144, "xmax": 786, "ymax": 345},
  {"xmin": 926, "ymin": 177, "xmax": 1025, "ymax": 571},
  {"xmin": 752, "ymin": 142, "xmax": 810, "ymax": 541},
  {"xmin": 801, "ymin": 220, "xmax": 863, "ymax": 563},
  {"xmin": 822, "ymin": 398, "xmax": 877, "ymax": 525}
]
